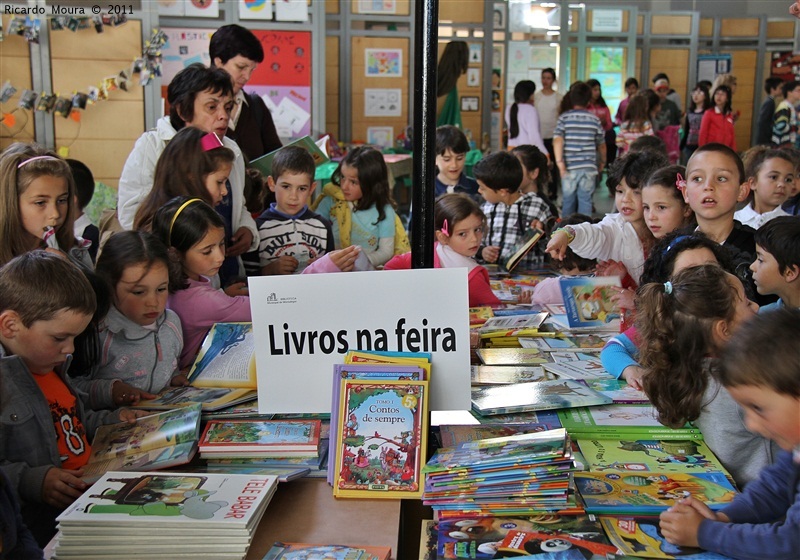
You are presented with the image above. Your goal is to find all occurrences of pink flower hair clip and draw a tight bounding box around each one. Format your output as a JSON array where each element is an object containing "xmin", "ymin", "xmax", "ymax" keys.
[
  {"xmin": 441, "ymin": 219, "xmax": 450, "ymax": 237},
  {"xmin": 675, "ymin": 173, "xmax": 687, "ymax": 192}
]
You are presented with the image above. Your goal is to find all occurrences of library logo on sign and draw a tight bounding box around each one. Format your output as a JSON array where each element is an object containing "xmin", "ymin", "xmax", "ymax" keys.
[
  {"xmin": 265, "ymin": 292, "xmax": 298, "ymax": 305},
  {"xmin": 266, "ymin": 293, "xmax": 277, "ymax": 302}
]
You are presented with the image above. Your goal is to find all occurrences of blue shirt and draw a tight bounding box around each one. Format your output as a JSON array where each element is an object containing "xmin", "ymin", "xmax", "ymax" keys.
[{"xmin": 553, "ymin": 109, "xmax": 604, "ymax": 172}]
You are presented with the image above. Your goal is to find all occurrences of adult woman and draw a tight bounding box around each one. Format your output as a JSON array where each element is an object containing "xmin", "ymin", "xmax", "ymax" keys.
[
  {"xmin": 534, "ymin": 68, "xmax": 563, "ymax": 199},
  {"xmin": 506, "ymin": 80, "xmax": 547, "ymax": 154},
  {"xmin": 587, "ymin": 78, "xmax": 617, "ymax": 166},
  {"xmin": 436, "ymin": 41, "xmax": 469, "ymax": 127}
]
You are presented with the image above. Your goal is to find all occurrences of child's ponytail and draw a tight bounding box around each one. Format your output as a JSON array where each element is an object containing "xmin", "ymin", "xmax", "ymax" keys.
[{"xmin": 637, "ymin": 264, "xmax": 737, "ymax": 428}]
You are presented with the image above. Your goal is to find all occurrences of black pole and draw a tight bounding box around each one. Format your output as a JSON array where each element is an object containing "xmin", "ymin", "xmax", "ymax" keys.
[{"xmin": 410, "ymin": 0, "xmax": 438, "ymax": 269}]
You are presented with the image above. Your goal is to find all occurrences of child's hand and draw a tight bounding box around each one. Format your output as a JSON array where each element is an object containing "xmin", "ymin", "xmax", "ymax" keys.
[
  {"xmin": 678, "ymin": 496, "xmax": 729, "ymax": 522},
  {"xmin": 329, "ymin": 245, "xmax": 361, "ymax": 272},
  {"xmin": 224, "ymin": 281, "xmax": 249, "ymax": 297},
  {"xmin": 610, "ymin": 286, "xmax": 636, "ymax": 310},
  {"xmin": 42, "ymin": 467, "xmax": 87, "ymax": 509},
  {"xmin": 595, "ymin": 259, "xmax": 628, "ymax": 278},
  {"xmin": 545, "ymin": 231, "xmax": 570, "ymax": 260},
  {"xmin": 118, "ymin": 408, "xmax": 150, "ymax": 423},
  {"xmin": 660, "ymin": 497, "xmax": 723, "ymax": 548},
  {"xmin": 170, "ymin": 373, "xmax": 190, "ymax": 387},
  {"xmin": 530, "ymin": 219, "xmax": 545, "ymax": 232},
  {"xmin": 481, "ymin": 246, "xmax": 500, "ymax": 263},
  {"xmin": 112, "ymin": 382, "xmax": 157, "ymax": 407},
  {"xmin": 621, "ymin": 365, "xmax": 646, "ymax": 391},
  {"xmin": 227, "ymin": 227, "xmax": 253, "ymax": 258},
  {"xmin": 263, "ymin": 256, "xmax": 299, "ymax": 276}
]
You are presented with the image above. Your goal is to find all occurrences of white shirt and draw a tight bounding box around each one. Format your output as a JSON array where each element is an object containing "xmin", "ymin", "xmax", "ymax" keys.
[{"xmin": 534, "ymin": 90, "xmax": 563, "ymax": 139}]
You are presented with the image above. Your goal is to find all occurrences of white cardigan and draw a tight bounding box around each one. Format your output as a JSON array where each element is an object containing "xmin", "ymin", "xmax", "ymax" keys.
[
  {"xmin": 117, "ymin": 116, "xmax": 258, "ymax": 251},
  {"xmin": 570, "ymin": 213, "xmax": 646, "ymax": 283}
]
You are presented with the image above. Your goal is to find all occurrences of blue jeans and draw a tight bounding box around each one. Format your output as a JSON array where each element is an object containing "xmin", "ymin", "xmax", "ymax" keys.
[{"xmin": 561, "ymin": 169, "xmax": 597, "ymax": 216}]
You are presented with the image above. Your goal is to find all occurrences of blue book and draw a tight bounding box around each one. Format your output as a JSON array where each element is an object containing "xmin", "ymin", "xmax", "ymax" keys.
[{"xmin": 559, "ymin": 276, "xmax": 622, "ymax": 330}]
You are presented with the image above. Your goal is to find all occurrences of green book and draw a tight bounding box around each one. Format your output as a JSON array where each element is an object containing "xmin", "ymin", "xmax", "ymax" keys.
[
  {"xmin": 558, "ymin": 405, "xmax": 701, "ymax": 436},
  {"xmin": 249, "ymin": 135, "xmax": 329, "ymax": 177}
]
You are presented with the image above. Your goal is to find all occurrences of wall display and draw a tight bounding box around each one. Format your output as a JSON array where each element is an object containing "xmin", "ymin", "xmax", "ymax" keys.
[
  {"xmin": 770, "ymin": 51, "xmax": 800, "ymax": 82},
  {"xmin": 239, "ymin": 0, "xmax": 273, "ymax": 21},
  {"xmin": 184, "ymin": 0, "xmax": 219, "ymax": 19},
  {"xmin": 275, "ymin": 0, "xmax": 308, "ymax": 22},
  {"xmin": 158, "ymin": 0, "xmax": 185, "ymax": 16},
  {"xmin": 467, "ymin": 68, "xmax": 481, "ymax": 87},
  {"xmin": 589, "ymin": 47, "xmax": 624, "ymax": 73},
  {"xmin": 493, "ymin": 3, "xmax": 506, "ymax": 30},
  {"xmin": 367, "ymin": 126, "xmax": 394, "ymax": 148},
  {"xmin": 357, "ymin": 0, "xmax": 397, "ymax": 14},
  {"xmin": 461, "ymin": 96, "xmax": 479, "ymax": 112},
  {"xmin": 364, "ymin": 88, "xmax": 402, "ymax": 117},
  {"xmin": 591, "ymin": 9, "xmax": 623, "ymax": 33},
  {"xmin": 365, "ymin": 49, "xmax": 403, "ymax": 77},
  {"xmin": 469, "ymin": 43, "xmax": 482, "ymax": 64},
  {"xmin": 696, "ymin": 54, "xmax": 732, "ymax": 85}
]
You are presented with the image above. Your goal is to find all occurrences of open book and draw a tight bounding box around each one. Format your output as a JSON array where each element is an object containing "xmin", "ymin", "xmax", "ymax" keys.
[
  {"xmin": 503, "ymin": 227, "xmax": 544, "ymax": 273},
  {"xmin": 81, "ymin": 404, "xmax": 201, "ymax": 483},
  {"xmin": 188, "ymin": 322, "xmax": 256, "ymax": 389},
  {"xmin": 249, "ymin": 135, "xmax": 329, "ymax": 177}
]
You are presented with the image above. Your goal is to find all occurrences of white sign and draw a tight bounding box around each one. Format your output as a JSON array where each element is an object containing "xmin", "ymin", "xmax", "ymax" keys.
[
  {"xmin": 591, "ymin": 9, "xmax": 623, "ymax": 33},
  {"xmin": 249, "ymin": 269, "xmax": 471, "ymax": 413}
]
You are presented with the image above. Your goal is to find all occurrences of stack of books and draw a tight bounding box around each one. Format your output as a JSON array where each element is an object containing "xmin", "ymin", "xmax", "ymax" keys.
[
  {"xmin": 263, "ymin": 542, "xmax": 391, "ymax": 559},
  {"xmin": 51, "ymin": 471, "xmax": 278, "ymax": 560},
  {"xmin": 422, "ymin": 429, "xmax": 579, "ymax": 517}
]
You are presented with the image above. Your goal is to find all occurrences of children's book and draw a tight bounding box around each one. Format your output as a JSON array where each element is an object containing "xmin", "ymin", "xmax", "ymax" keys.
[
  {"xmin": 476, "ymin": 347, "xmax": 551, "ymax": 366},
  {"xmin": 542, "ymin": 359, "xmax": 612, "ymax": 380},
  {"xmin": 550, "ymin": 351, "xmax": 604, "ymax": 363},
  {"xmin": 333, "ymin": 379, "xmax": 428, "ymax": 499},
  {"xmin": 468, "ymin": 306, "xmax": 495, "ymax": 326},
  {"xmin": 478, "ymin": 312, "xmax": 548, "ymax": 335},
  {"xmin": 582, "ymin": 378, "xmax": 650, "ymax": 404},
  {"xmin": 559, "ymin": 276, "xmax": 622, "ymax": 330},
  {"xmin": 576, "ymin": 438, "xmax": 732, "ymax": 476},
  {"xmin": 56, "ymin": 471, "xmax": 279, "ymax": 532},
  {"xmin": 470, "ymin": 365, "xmax": 553, "ymax": 385},
  {"xmin": 503, "ymin": 227, "xmax": 545, "ymax": 273},
  {"xmin": 82, "ymin": 404, "xmax": 202, "ymax": 483},
  {"xmin": 188, "ymin": 322, "xmax": 256, "ymax": 389},
  {"xmin": 438, "ymin": 423, "xmax": 553, "ymax": 447},
  {"xmin": 557, "ymin": 405, "xmax": 701, "ymax": 437},
  {"xmin": 574, "ymin": 471, "xmax": 737, "ymax": 515},
  {"xmin": 599, "ymin": 516, "xmax": 735, "ymax": 559},
  {"xmin": 418, "ymin": 519, "xmax": 437, "ymax": 560},
  {"xmin": 133, "ymin": 386, "xmax": 257, "ymax": 412},
  {"xmin": 471, "ymin": 380, "xmax": 612, "ymax": 416},
  {"xmin": 201, "ymin": 465, "xmax": 311, "ymax": 482},
  {"xmin": 199, "ymin": 419, "xmax": 322, "ymax": 456},
  {"xmin": 469, "ymin": 409, "xmax": 563, "ymax": 429},
  {"xmin": 344, "ymin": 350, "xmax": 431, "ymax": 378},
  {"xmin": 496, "ymin": 527, "xmax": 619, "ymax": 557},
  {"xmin": 262, "ymin": 542, "xmax": 392, "ymax": 560},
  {"xmin": 519, "ymin": 334, "xmax": 610, "ymax": 352},
  {"xmin": 249, "ymin": 135, "xmax": 329, "ymax": 177}
]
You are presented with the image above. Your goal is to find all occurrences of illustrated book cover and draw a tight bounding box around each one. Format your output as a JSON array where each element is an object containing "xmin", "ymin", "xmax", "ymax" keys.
[
  {"xmin": 333, "ymin": 379, "xmax": 428, "ymax": 499},
  {"xmin": 519, "ymin": 334, "xmax": 610, "ymax": 352},
  {"xmin": 188, "ymin": 322, "xmax": 256, "ymax": 389},
  {"xmin": 542, "ymin": 359, "xmax": 612, "ymax": 380},
  {"xmin": 82, "ymin": 404, "xmax": 201, "ymax": 483},
  {"xmin": 470, "ymin": 365, "xmax": 553, "ymax": 385},
  {"xmin": 478, "ymin": 312, "xmax": 548, "ymax": 336},
  {"xmin": 559, "ymin": 276, "xmax": 622, "ymax": 330},
  {"xmin": 262, "ymin": 542, "xmax": 392, "ymax": 560},
  {"xmin": 438, "ymin": 423, "xmax": 553, "ymax": 448},
  {"xmin": 599, "ymin": 516, "xmax": 734, "ymax": 559},
  {"xmin": 496, "ymin": 527, "xmax": 618, "ymax": 557},
  {"xmin": 476, "ymin": 347, "xmax": 551, "ymax": 366},
  {"xmin": 249, "ymin": 135, "xmax": 329, "ymax": 177},
  {"xmin": 558, "ymin": 405, "xmax": 702, "ymax": 438},
  {"xmin": 581, "ymin": 378, "xmax": 650, "ymax": 404},
  {"xmin": 471, "ymin": 380, "xmax": 612, "ymax": 416},
  {"xmin": 576, "ymin": 438, "xmax": 731, "ymax": 476},
  {"xmin": 133, "ymin": 386, "xmax": 257, "ymax": 412},
  {"xmin": 470, "ymin": 409, "xmax": 563, "ymax": 428},
  {"xmin": 199, "ymin": 419, "xmax": 322, "ymax": 456}
]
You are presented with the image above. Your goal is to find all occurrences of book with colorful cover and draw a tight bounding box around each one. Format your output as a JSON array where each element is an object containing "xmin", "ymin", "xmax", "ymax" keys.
[
  {"xmin": 469, "ymin": 409, "xmax": 562, "ymax": 429},
  {"xmin": 582, "ymin": 378, "xmax": 650, "ymax": 404},
  {"xmin": 599, "ymin": 516, "xmax": 734, "ymax": 559},
  {"xmin": 559, "ymin": 276, "xmax": 622, "ymax": 330},
  {"xmin": 476, "ymin": 348, "xmax": 551, "ymax": 366},
  {"xmin": 558, "ymin": 405, "xmax": 701, "ymax": 437},
  {"xmin": 199, "ymin": 419, "xmax": 322, "ymax": 456},
  {"xmin": 478, "ymin": 312, "xmax": 548, "ymax": 336},
  {"xmin": 519, "ymin": 334, "xmax": 610, "ymax": 352},
  {"xmin": 249, "ymin": 135, "xmax": 329, "ymax": 177},
  {"xmin": 574, "ymin": 471, "xmax": 737, "ymax": 515},
  {"xmin": 438, "ymin": 423, "xmax": 554, "ymax": 448},
  {"xmin": 550, "ymin": 351, "xmax": 604, "ymax": 363},
  {"xmin": 333, "ymin": 379, "xmax": 428, "ymax": 499},
  {"xmin": 344, "ymin": 350, "xmax": 431, "ymax": 378},
  {"xmin": 542, "ymin": 359, "xmax": 612, "ymax": 380},
  {"xmin": 201, "ymin": 465, "xmax": 310, "ymax": 482},
  {"xmin": 188, "ymin": 322, "xmax": 256, "ymax": 389},
  {"xmin": 82, "ymin": 404, "xmax": 202, "ymax": 483},
  {"xmin": 262, "ymin": 542, "xmax": 392, "ymax": 560},
  {"xmin": 576, "ymin": 438, "xmax": 731, "ymax": 476},
  {"xmin": 133, "ymin": 386, "xmax": 257, "ymax": 412},
  {"xmin": 496, "ymin": 527, "xmax": 618, "ymax": 557},
  {"xmin": 471, "ymin": 380, "xmax": 612, "ymax": 416},
  {"xmin": 470, "ymin": 365, "xmax": 554, "ymax": 385},
  {"xmin": 469, "ymin": 306, "xmax": 495, "ymax": 326},
  {"xmin": 504, "ymin": 227, "xmax": 545, "ymax": 273}
]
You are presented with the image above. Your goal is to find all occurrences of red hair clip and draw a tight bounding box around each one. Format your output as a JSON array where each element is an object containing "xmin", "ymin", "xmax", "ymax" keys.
[
  {"xmin": 201, "ymin": 132, "xmax": 224, "ymax": 152},
  {"xmin": 675, "ymin": 173, "xmax": 687, "ymax": 191}
]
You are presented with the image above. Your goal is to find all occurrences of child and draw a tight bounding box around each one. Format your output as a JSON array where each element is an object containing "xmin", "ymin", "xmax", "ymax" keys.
[
  {"xmin": 734, "ymin": 146, "xmax": 794, "ymax": 229},
  {"xmin": 600, "ymin": 231, "xmax": 733, "ymax": 390},
  {"xmin": 680, "ymin": 84, "xmax": 711, "ymax": 164},
  {"xmin": 153, "ymin": 197, "xmax": 252, "ymax": 370},
  {"xmin": 637, "ymin": 264, "xmax": 778, "ymax": 487},
  {"xmin": 750, "ymin": 216, "xmax": 800, "ymax": 311},
  {"xmin": 772, "ymin": 80, "xmax": 800, "ymax": 148},
  {"xmin": 0, "ymin": 143, "xmax": 91, "ymax": 269},
  {"xmin": 614, "ymin": 77, "xmax": 639, "ymax": 126},
  {"xmin": 88, "ymin": 231, "xmax": 186, "ymax": 408},
  {"xmin": 67, "ymin": 159, "xmax": 99, "ymax": 263},
  {"xmin": 433, "ymin": 125, "xmax": 480, "ymax": 198},
  {"xmin": 0, "ymin": 252, "xmax": 143, "ymax": 544},
  {"xmin": 586, "ymin": 78, "xmax": 616, "ymax": 166},
  {"xmin": 385, "ymin": 194, "xmax": 501, "ymax": 307},
  {"xmin": 642, "ymin": 165, "xmax": 694, "ymax": 239},
  {"xmin": 546, "ymin": 150, "xmax": 669, "ymax": 284},
  {"xmin": 256, "ymin": 146, "xmax": 335, "ymax": 275},
  {"xmin": 313, "ymin": 146, "xmax": 407, "ymax": 267},
  {"xmin": 510, "ymin": 145, "xmax": 559, "ymax": 218},
  {"xmin": 659, "ymin": 307, "xmax": 800, "ymax": 558},
  {"xmin": 755, "ymin": 77, "xmax": 784, "ymax": 146},
  {"xmin": 553, "ymin": 82, "xmax": 606, "ymax": 216},
  {"xmin": 474, "ymin": 151, "xmax": 552, "ymax": 271},
  {"xmin": 506, "ymin": 80, "xmax": 547, "ymax": 154},
  {"xmin": 699, "ymin": 85, "xmax": 736, "ymax": 150},
  {"xmin": 616, "ymin": 93, "xmax": 655, "ymax": 156}
]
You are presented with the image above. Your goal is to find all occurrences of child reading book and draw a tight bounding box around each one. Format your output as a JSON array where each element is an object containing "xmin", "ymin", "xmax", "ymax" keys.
[{"xmin": 659, "ymin": 308, "xmax": 800, "ymax": 558}]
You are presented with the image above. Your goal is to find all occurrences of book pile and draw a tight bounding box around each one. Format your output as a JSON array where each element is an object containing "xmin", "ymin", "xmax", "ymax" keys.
[
  {"xmin": 478, "ymin": 312, "xmax": 548, "ymax": 347},
  {"xmin": 51, "ymin": 471, "xmax": 278, "ymax": 560},
  {"xmin": 422, "ymin": 429, "xmax": 579, "ymax": 517},
  {"xmin": 328, "ymin": 351, "xmax": 431, "ymax": 500},
  {"xmin": 263, "ymin": 542, "xmax": 391, "ymax": 559}
]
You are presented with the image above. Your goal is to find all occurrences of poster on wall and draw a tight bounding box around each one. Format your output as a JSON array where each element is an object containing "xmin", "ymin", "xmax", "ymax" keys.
[
  {"xmin": 591, "ymin": 9, "xmax": 623, "ymax": 33},
  {"xmin": 365, "ymin": 49, "xmax": 403, "ymax": 77},
  {"xmin": 275, "ymin": 0, "xmax": 308, "ymax": 22},
  {"xmin": 158, "ymin": 0, "xmax": 185, "ymax": 16},
  {"xmin": 358, "ymin": 0, "xmax": 396, "ymax": 14},
  {"xmin": 240, "ymin": 0, "xmax": 272, "ymax": 20},
  {"xmin": 162, "ymin": 27, "xmax": 214, "ymax": 82},
  {"xmin": 184, "ymin": 0, "xmax": 219, "ymax": 19},
  {"xmin": 364, "ymin": 88, "xmax": 402, "ymax": 117},
  {"xmin": 367, "ymin": 126, "xmax": 394, "ymax": 148},
  {"xmin": 589, "ymin": 47, "xmax": 624, "ymax": 73},
  {"xmin": 696, "ymin": 54, "xmax": 732, "ymax": 85},
  {"xmin": 770, "ymin": 51, "xmax": 800, "ymax": 82}
]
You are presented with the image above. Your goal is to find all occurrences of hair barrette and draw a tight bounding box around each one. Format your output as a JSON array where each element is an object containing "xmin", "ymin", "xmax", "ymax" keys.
[
  {"xmin": 17, "ymin": 155, "xmax": 58, "ymax": 169},
  {"xmin": 675, "ymin": 173, "xmax": 687, "ymax": 191},
  {"xmin": 663, "ymin": 281, "xmax": 673, "ymax": 295},
  {"xmin": 200, "ymin": 132, "xmax": 224, "ymax": 152},
  {"xmin": 663, "ymin": 234, "xmax": 691, "ymax": 256},
  {"xmin": 441, "ymin": 219, "xmax": 450, "ymax": 237}
]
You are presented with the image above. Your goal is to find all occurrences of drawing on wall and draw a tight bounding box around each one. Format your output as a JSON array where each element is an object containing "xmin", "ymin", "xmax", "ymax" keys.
[
  {"xmin": 589, "ymin": 47, "xmax": 624, "ymax": 73},
  {"xmin": 467, "ymin": 68, "xmax": 481, "ymax": 87},
  {"xmin": 364, "ymin": 89, "xmax": 402, "ymax": 117},
  {"xmin": 240, "ymin": 0, "xmax": 272, "ymax": 20},
  {"xmin": 493, "ymin": 3, "xmax": 506, "ymax": 29},
  {"xmin": 461, "ymin": 96, "xmax": 479, "ymax": 112},
  {"xmin": 358, "ymin": 0, "xmax": 397, "ymax": 14},
  {"xmin": 275, "ymin": 0, "xmax": 308, "ymax": 21},
  {"xmin": 469, "ymin": 43, "xmax": 482, "ymax": 64},
  {"xmin": 367, "ymin": 126, "xmax": 394, "ymax": 148},
  {"xmin": 184, "ymin": 0, "xmax": 219, "ymax": 19},
  {"xmin": 365, "ymin": 49, "xmax": 403, "ymax": 77},
  {"xmin": 158, "ymin": 0, "xmax": 185, "ymax": 16}
]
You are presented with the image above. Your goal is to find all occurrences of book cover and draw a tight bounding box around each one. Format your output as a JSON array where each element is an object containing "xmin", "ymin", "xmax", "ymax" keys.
[
  {"xmin": 471, "ymin": 380, "xmax": 612, "ymax": 416},
  {"xmin": 581, "ymin": 378, "xmax": 650, "ymax": 404},
  {"xmin": 262, "ymin": 542, "xmax": 392, "ymax": 560},
  {"xmin": 82, "ymin": 405, "xmax": 201, "ymax": 482},
  {"xmin": 470, "ymin": 365, "xmax": 553, "ymax": 385},
  {"xmin": 333, "ymin": 379, "xmax": 428, "ymax": 499},
  {"xmin": 249, "ymin": 135, "xmax": 329, "ymax": 177},
  {"xmin": 188, "ymin": 322, "xmax": 256, "ymax": 389},
  {"xmin": 519, "ymin": 334, "xmax": 610, "ymax": 352},
  {"xmin": 599, "ymin": 516, "xmax": 734, "ymax": 559},
  {"xmin": 199, "ymin": 419, "xmax": 321, "ymax": 455},
  {"xmin": 503, "ymin": 227, "xmax": 544, "ymax": 273},
  {"xmin": 202, "ymin": 465, "xmax": 311, "ymax": 482},
  {"xmin": 542, "ymin": 359, "xmax": 612, "ymax": 380},
  {"xmin": 496, "ymin": 527, "xmax": 618, "ymax": 557},
  {"xmin": 476, "ymin": 348, "xmax": 551, "ymax": 366},
  {"xmin": 559, "ymin": 276, "xmax": 622, "ymax": 329},
  {"xmin": 576, "ymin": 438, "xmax": 731, "ymax": 476},
  {"xmin": 57, "ymin": 471, "xmax": 279, "ymax": 529},
  {"xmin": 557, "ymin": 405, "xmax": 700, "ymax": 435},
  {"xmin": 133, "ymin": 386, "xmax": 257, "ymax": 412},
  {"xmin": 418, "ymin": 519, "xmax": 437, "ymax": 560},
  {"xmin": 469, "ymin": 409, "xmax": 563, "ymax": 429},
  {"xmin": 478, "ymin": 312, "xmax": 548, "ymax": 335},
  {"xmin": 468, "ymin": 306, "xmax": 495, "ymax": 326},
  {"xmin": 438, "ymin": 423, "xmax": 553, "ymax": 447},
  {"xmin": 550, "ymin": 351, "xmax": 604, "ymax": 363},
  {"xmin": 574, "ymin": 471, "xmax": 737, "ymax": 514}
]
